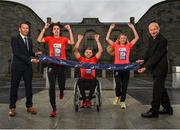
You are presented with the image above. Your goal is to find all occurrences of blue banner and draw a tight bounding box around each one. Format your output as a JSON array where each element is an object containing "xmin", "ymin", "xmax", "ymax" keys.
[{"xmin": 39, "ymin": 55, "xmax": 140, "ymax": 71}]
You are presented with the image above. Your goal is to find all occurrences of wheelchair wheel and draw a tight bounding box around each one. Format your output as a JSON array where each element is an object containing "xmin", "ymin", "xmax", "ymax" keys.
[
  {"xmin": 95, "ymin": 81, "xmax": 101, "ymax": 112},
  {"xmin": 75, "ymin": 104, "xmax": 79, "ymax": 112},
  {"xmin": 96, "ymin": 105, "xmax": 100, "ymax": 112},
  {"xmin": 97, "ymin": 81, "xmax": 102, "ymax": 107},
  {"xmin": 74, "ymin": 82, "xmax": 80, "ymax": 112}
]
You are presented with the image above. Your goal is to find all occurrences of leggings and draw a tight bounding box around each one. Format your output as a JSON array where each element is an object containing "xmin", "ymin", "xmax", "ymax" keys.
[
  {"xmin": 114, "ymin": 70, "xmax": 130, "ymax": 102},
  {"xmin": 48, "ymin": 64, "xmax": 66, "ymax": 110}
]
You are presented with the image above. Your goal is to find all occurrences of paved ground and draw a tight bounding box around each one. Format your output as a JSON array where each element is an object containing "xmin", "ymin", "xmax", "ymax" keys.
[
  {"xmin": 0, "ymin": 90, "xmax": 180, "ymax": 129},
  {"xmin": 0, "ymin": 77, "xmax": 180, "ymax": 129},
  {"xmin": 1, "ymin": 77, "xmax": 180, "ymax": 105}
]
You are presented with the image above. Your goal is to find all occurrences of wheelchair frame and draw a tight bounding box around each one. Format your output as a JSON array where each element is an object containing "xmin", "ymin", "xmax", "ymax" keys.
[{"xmin": 73, "ymin": 78, "xmax": 102, "ymax": 112}]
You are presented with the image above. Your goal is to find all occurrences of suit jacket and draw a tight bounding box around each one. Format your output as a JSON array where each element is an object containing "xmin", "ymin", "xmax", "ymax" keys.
[
  {"xmin": 11, "ymin": 34, "xmax": 35, "ymax": 71},
  {"xmin": 143, "ymin": 33, "xmax": 168, "ymax": 76}
]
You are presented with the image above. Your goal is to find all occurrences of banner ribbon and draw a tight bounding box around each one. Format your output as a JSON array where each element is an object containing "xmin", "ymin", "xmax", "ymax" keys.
[{"xmin": 39, "ymin": 55, "xmax": 140, "ymax": 71}]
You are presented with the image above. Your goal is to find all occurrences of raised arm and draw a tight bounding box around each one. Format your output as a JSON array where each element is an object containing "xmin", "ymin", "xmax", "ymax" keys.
[
  {"xmin": 106, "ymin": 24, "xmax": 115, "ymax": 46},
  {"xmin": 37, "ymin": 23, "xmax": 50, "ymax": 43},
  {"xmin": 94, "ymin": 34, "xmax": 103, "ymax": 60},
  {"xmin": 64, "ymin": 25, "xmax": 75, "ymax": 45},
  {"xmin": 73, "ymin": 34, "xmax": 83, "ymax": 59},
  {"xmin": 128, "ymin": 23, "xmax": 139, "ymax": 46}
]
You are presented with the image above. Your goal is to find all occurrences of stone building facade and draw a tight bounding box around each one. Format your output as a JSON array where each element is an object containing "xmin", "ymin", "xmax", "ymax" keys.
[
  {"xmin": 0, "ymin": 1, "xmax": 135, "ymax": 78},
  {"xmin": 0, "ymin": 1, "xmax": 45, "ymax": 78},
  {"xmin": 135, "ymin": 0, "xmax": 180, "ymax": 71},
  {"xmin": 0, "ymin": 0, "xmax": 180, "ymax": 79},
  {"xmin": 59, "ymin": 18, "xmax": 135, "ymax": 78}
]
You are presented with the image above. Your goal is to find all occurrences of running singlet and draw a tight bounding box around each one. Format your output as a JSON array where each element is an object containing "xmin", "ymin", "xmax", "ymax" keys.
[
  {"xmin": 111, "ymin": 43, "xmax": 133, "ymax": 64},
  {"xmin": 44, "ymin": 36, "xmax": 69, "ymax": 60},
  {"xmin": 78, "ymin": 56, "xmax": 98, "ymax": 79}
]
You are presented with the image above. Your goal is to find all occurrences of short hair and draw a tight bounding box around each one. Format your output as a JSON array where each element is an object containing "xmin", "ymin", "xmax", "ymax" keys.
[
  {"xmin": 84, "ymin": 47, "xmax": 93, "ymax": 53},
  {"xmin": 19, "ymin": 21, "xmax": 30, "ymax": 28},
  {"xmin": 148, "ymin": 22, "xmax": 160, "ymax": 30}
]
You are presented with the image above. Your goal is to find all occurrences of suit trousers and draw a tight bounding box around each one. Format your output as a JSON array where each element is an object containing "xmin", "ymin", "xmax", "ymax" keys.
[
  {"xmin": 151, "ymin": 74, "xmax": 171, "ymax": 112},
  {"xmin": 9, "ymin": 67, "xmax": 33, "ymax": 109}
]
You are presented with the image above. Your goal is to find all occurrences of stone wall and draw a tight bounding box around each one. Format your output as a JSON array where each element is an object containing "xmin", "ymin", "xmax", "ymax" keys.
[
  {"xmin": 59, "ymin": 18, "xmax": 134, "ymax": 77},
  {"xmin": 135, "ymin": 0, "xmax": 180, "ymax": 69},
  {"xmin": 0, "ymin": 1, "xmax": 45, "ymax": 78},
  {"xmin": 1, "ymin": 0, "xmax": 180, "ymax": 78},
  {"xmin": 0, "ymin": 1, "xmax": 135, "ymax": 78},
  {"xmin": 61, "ymin": 18, "xmax": 134, "ymax": 62}
]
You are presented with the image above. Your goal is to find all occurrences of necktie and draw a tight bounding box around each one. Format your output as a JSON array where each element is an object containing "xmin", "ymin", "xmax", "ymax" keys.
[{"xmin": 24, "ymin": 37, "xmax": 29, "ymax": 51}]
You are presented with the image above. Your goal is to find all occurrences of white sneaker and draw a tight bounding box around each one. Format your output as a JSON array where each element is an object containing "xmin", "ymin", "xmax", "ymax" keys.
[
  {"xmin": 120, "ymin": 102, "xmax": 126, "ymax": 109},
  {"xmin": 113, "ymin": 97, "xmax": 120, "ymax": 105}
]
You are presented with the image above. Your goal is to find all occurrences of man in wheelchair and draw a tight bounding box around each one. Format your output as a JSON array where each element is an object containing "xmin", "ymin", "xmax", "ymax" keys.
[{"xmin": 74, "ymin": 34, "xmax": 103, "ymax": 107}]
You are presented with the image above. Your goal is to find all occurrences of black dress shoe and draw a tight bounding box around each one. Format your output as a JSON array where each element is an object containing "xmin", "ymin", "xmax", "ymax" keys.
[
  {"xmin": 159, "ymin": 108, "xmax": 173, "ymax": 115},
  {"xmin": 141, "ymin": 110, "xmax": 159, "ymax": 118}
]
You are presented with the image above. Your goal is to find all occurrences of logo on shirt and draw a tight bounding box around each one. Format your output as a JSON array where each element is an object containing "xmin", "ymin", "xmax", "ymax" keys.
[
  {"xmin": 119, "ymin": 48, "xmax": 127, "ymax": 60},
  {"xmin": 53, "ymin": 43, "xmax": 62, "ymax": 56},
  {"xmin": 85, "ymin": 69, "xmax": 92, "ymax": 75}
]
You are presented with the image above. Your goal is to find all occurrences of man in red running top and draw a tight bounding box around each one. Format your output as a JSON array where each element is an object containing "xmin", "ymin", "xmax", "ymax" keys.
[
  {"xmin": 74, "ymin": 34, "xmax": 103, "ymax": 107},
  {"xmin": 37, "ymin": 22, "xmax": 75, "ymax": 117}
]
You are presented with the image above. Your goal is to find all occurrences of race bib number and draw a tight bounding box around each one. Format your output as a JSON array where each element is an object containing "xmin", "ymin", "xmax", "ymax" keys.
[
  {"xmin": 53, "ymin": 43, "xmax": 62, "ymax": 56},
  {"xmin": 119, "ymin": 48, "xmax": 126, "ymax": 60},
  {"xmin": 85, "ymin": 69, "xmax": 92, "ymax": 74}
]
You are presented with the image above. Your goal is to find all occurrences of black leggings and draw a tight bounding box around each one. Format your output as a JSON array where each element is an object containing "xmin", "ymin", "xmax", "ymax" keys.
[
  {"xmin": 78, "ymin": 78, "xmax": 97, "ymax": 101},
  {"xmin": 48, "ymin": 64, "xmax": 66, "ymax": 110},
  {"xmin": 114, "ymin": 70, "xmax": 130, "ymax": 102}
]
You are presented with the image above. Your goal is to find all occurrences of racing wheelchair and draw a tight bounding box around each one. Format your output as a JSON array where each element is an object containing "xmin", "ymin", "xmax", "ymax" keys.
[{"xmin": 73, "ymin": 78, "xmax": 102, "ymax": 112}]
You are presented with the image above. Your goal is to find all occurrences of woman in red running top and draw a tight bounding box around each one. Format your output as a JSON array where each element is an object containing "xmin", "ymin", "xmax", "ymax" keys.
[
  {"xmin": 37, "ymin": 22, "xmax": 75, "ymax": 117},
  {"xmin": 74, "ymin": 34, "xmax": 103, "ymax": 107},
  {"xmin": 106, "ymin": 23, "xmax": 139, "ymax": 109}
]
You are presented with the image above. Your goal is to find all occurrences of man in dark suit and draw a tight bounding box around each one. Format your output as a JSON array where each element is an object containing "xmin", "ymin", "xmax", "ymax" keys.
[
  {"xmin": 137, "ymin": 22, "xmax": 173, "ymax": 118},
  {"xmin": 9, "ymin": 21, "xmax": 42, "ymax": 117}
]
